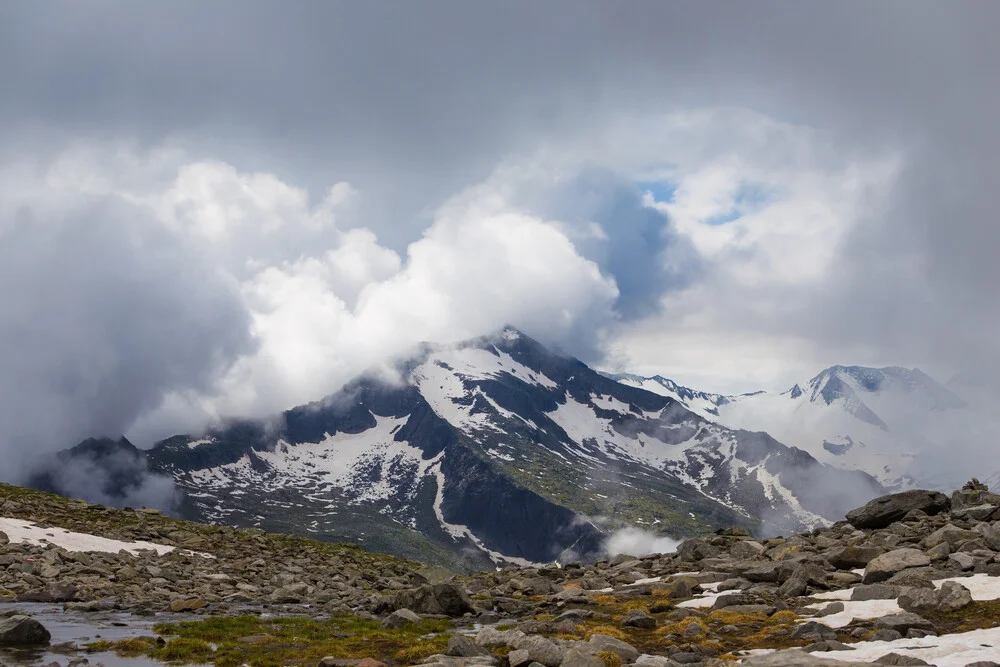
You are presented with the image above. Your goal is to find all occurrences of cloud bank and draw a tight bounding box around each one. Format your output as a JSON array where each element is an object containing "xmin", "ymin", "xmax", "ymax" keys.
[{"xmin": 0, "ymin": 3, "xmax": 999, "ymax": 486}]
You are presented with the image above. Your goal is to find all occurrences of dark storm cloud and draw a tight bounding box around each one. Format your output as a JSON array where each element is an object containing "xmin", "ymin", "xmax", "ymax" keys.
[
  {"xmin": 0, "ymin": 198, "xmax": 255, "ymax": 478},
  {"xmin": 527, "ymin": 169, "xmax": 703, "ymax": 321}
]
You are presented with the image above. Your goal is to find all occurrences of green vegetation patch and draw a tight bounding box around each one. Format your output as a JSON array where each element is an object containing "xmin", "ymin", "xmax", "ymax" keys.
[{"xmin": 88, "ymin": 615, "xmax": 453, "ymax": 667}]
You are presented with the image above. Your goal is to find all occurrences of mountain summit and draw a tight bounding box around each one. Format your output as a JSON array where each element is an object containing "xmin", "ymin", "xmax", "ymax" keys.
[{"xmin": 35, "ymin": 328, "xmax": 883, "ymax": 570}]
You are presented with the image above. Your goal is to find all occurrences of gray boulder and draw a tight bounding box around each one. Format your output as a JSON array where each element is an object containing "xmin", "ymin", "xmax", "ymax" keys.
[
  {"xmin": 791, "ymin": 621, "xmax": 838, "ymax": 641},
  {"xmin": 875, "ymin": 612, "xmax": 936, "ymax": 635},
  {"xmin": 380, "ymin": 608, "xmax": 421, "ymax": 629},
  {"xmin": 587, "ymin": 634, "xmax": 640, "ymax": 662},
  {"xmin": 620, "ymin": 609, "xmax": 656, "ymax": 629},
  {"xmin": 846, "ymin": 490, "xmax": 950, "ymax": 529},
  {"xmin": 0, "ymin": 616, "xmax": 51, "ymax": 645},
  {"xmin": 937, "ymin": 580, "xmax": 973, "ymax": 611},
  {"xmin": 863, "ymin": 548, "xmax": 931, "ymax": 584},
  {"xmin": 390, "ymin": 583, "xmax": 474, "ymax": 617},
  {"xmin": 852, "ymin": 584, "xmax": 900, "ymax": 600},
  {"xmin": 898, "ymin": 588, "xmax": 939, "ymax": 614},
  {"xmin": 446, "ymin": 635, "xmax": 491, "ymax": 658}
]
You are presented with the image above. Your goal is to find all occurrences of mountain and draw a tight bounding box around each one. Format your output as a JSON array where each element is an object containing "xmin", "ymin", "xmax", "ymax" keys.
[
  {"xmin": 617, "ymin": 364, "xmax": 969, "ymax": 491},
  {"xmin": 33, "ymin": 328, "xmax": 884, "ymax": 571}
]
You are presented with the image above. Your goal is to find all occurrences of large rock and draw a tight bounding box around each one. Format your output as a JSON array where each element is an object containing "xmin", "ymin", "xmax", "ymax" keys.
[
  {"xmin": 863, "ymin": 548, "xmax": 931, "ymax": 584},
  {"xmin": 510, "ymin": 634, "xmax": 564, "ymax": 667},
  {"xmin": 875, "ymin": 612, "xmax": 936, "ymax": 635},
  {"xmin": 827, "ymin": 545, "xmax": 882, "ymax": 569},
  {"xmin": 846, "ymin": 490, "xmax": 950, "ymax": 529},
  {"xmin": 588, "ymin": 634, "xmax": 640, "ymax": 662},
  {"xmin": 380, "ymin": 608, "xmax": 421, "ymax": 629},
  {"xmin": 391, "ymin": 583, "xmax": 475, "ymax": 617},
  {"xmin": 742, "ymin": 649, "xmax": 860, "ymax": 666},
  {"xmin": 0, "ymin": 616, "xmax": 51, "ymax": 645}
]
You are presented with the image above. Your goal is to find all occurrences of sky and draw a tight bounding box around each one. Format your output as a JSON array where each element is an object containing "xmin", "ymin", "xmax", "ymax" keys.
[{"xmin": 1, "ymin": 1, "xmax": 999, "ymax": 472}]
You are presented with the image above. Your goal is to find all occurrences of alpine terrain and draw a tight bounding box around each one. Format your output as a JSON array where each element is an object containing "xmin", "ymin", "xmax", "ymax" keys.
[
  {"xmin": 32, "ymin": 329, "xmax": 884, "ymax": 571},
  {"xmin": 613, "ymin": 365, "xmax": 971, "ymax": 492}
]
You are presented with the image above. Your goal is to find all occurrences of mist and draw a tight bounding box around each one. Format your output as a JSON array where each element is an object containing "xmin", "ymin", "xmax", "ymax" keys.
[{"xmin": 604, "ymin": 527, "xmax": 681, "ymax": 558}]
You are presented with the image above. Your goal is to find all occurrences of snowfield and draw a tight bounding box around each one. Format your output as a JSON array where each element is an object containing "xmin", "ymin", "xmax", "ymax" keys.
[{"xmin": 0, "ymin": 516, "xmax": 205, "ymax": 557}]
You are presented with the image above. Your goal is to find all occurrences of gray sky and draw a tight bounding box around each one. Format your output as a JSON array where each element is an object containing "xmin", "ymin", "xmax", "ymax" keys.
[{"xmin": 1, "ymin": 1, "xmax": 999, "ymax": 467}]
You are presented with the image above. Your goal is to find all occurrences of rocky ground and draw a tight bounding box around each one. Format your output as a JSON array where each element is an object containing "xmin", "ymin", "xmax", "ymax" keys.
[{"xmin": 3, "ymin": 483, "xmax": 1000, "ymax": 666}]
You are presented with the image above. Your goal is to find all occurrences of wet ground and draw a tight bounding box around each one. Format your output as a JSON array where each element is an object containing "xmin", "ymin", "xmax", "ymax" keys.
[{"xmin": 0, "ymin": 603, "xmax": 194, "ymax": 667}]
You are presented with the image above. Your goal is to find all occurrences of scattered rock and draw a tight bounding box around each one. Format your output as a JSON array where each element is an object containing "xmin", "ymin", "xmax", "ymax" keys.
[
  {"xmin": 875, "ymin": 612, "xmax": 936, "ymax": 635},
  {"xmin": 863, "ymin": 548, "xmax": 931, "ymax": 584},
  {"xmin": 847, "ymin": 490, "xmax": 951, "ymax": 529},
  {"xmin": 169, "ymin": 597, "xmax": 208, "ymax": 612},
  {"xmin": 620, "ymin": 609, "xmax": 656, "ymax": 629},
  {"xmin": 0, "ymin": 616, "xmax": 51, "ymax": 645},
  {"xmin": 379, "ymin": 608, "xmax": 420, "ymax": 629},
  {"xmin": 446, "ymin": 635, "xmax": 490, "ymax": 658}
]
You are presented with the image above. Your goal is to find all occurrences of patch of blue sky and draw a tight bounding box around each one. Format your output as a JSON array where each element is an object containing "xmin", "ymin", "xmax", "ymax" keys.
[
  {"xmin": 635, "ymin": 180, "xmax": 678, "ymax": 203},
  {"xmin": 705, "ymin": 182, "xmax": 775, "ymax": 226}
]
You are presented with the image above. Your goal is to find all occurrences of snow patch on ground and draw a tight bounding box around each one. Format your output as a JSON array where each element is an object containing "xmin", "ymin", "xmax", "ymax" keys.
[
  {"xmin": 0, "ymin": 517, "xmax": 208, "ymax": 557},
  {"xmin": 746, "ymin": 627, "xmax": 1000, "ymax": 666},
  {"xmin": 804, "ymin": 599, "xmax": 902, "ymax": 628}
]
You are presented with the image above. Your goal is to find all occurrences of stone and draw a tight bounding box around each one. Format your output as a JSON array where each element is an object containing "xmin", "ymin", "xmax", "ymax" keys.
[
  {"xmin": 814, "ymin": 602, "xmax": 845, "ymax": 617},
  {"xmin": 620, "ymin": 609, "xmax": 656, "ymax": 629},
  {"xmin": 169, "ymin": 597, "xmax": 208, "ymax": 612},
  {"xmin": 937, "ymin": 580, "xmax": 973, "ymax": 611},
  {"xmin": 874, "ymin": 653, "xmax": 931, "ymax": 665},
  {"xmin": 682, "ymin": 621, "xmax": 705, "ymax": 637},
  {"xmin": 380, "ymin": 608, "xmax": 420, "ymax": 629},
  {"xmin": 828, "ymin": 546, "xmax": 882, "ymax": 569},
  {"xmin": 875, "ymin": 612, "xmax": 936, "ymax": 635},
  {"xmin": 588, "ymin": 634, "xmax": 640, "ymax": 662},
  {"xmin": 446, "ymin": 635, "xmax": 490, "ymax": 658},
  {"xmin": 846, "ymin": 490, "xmax": 951, "ymax": 529},
  {"xmin": 0, "ymin": 531, "xmax": 8, "ymax": 545},
  {"xmin": 898, "ymin": 588, "xmax": 939, "ymax": 614},
  {"xmin": 730, "ymin": 540, "xmax": 767, "ymax": 559},
  {"xmin": 792, "ymin": 621, "xmax": 838, "ymax": 641},
  {"xmin": 870, "ymin": 629, "xmax": 904, "ymax": 642},
  {"xmin": 863, "ymin": 548, "xmax": 931, "ymax": 584},
  {"xmin": 924, "ymin": 524, "xmax": 980, "ymax": 548},
  {"xmin": 676, "ymin": 538, "xmax": 718, "ymax": 561},
  {"xmin": 0, "ymin": 616, "xmax": 51, "ymax": 645},
  {"xmin": 742, "ymin": 649, "xmax": 861, "ymax": 666},
  {"xmin": 949, "ymin": 552, "xmax": 976, "ymax": 570},
  {"xmin": 391, "ymin": 584, "xmax": 475, "ymax": 617},
  {"xmin": 508, "ymin": 650, "xmax": 532, "ymax": 667},
  {"xmin": 851, "ymin": 583, "xmax": 900, "ymax": 600},
  {"xmin": 511, "ymin": 635, "xmax": 564, "ymax": 667},
  {"xmin": 354, "ymin": 660, "xmax": 388, "ymax": 667},
  {"xmin": 558, "ymin": 650, "xmax": 604, "ymax": 667},
  {"xmin": 806, "ymin": 640, "xmax": 854, "ymax": 652},
  {"xmin": 777, "ymin": 577, "xmax": 808, "ymax": 597},
  {"xmin": 476, "ymin": 627, "xmax": 523, "ymax": 647},
  {"xmin": 926, "ymin": 542, "xmax": 951, "ymax": 560}
]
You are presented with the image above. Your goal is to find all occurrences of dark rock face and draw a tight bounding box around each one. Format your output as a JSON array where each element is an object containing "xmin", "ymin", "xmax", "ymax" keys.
[
  {"xmin": 846, "ymin": 490, "xmax": 951, "ymax": 529},
  {"xmin": 0, "ymin": 616, "xmax": 51, "ymax": 645},
  {"xmin": 390, "ymin": 583, "xmax": 475, "ymax": 617}
]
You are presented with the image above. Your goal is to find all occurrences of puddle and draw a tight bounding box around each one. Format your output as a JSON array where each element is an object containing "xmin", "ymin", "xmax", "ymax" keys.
[{"xmin": 0, "ymin": 603, "xmax": 199, "ymax": 666}]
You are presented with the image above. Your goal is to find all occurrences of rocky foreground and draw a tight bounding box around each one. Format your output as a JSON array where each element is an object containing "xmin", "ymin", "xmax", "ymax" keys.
[{"xmin": 3, "ymin": 484, "xmax": 1000, "ymax": 666}]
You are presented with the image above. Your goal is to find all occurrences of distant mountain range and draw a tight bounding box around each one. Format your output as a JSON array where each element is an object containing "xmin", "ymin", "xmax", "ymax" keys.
[
  {"xmin": 29, "ymin": 328, "xmax": 885, "ymax": 572},
  {"xmin": 611, "ymin": 363, "xmax": 973, "ymax": 491}
]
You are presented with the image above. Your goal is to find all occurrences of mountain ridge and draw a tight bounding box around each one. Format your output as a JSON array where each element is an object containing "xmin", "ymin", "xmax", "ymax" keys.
[{"xmin": 29, "ymin": 327, "xmax": 884, "ymax": 571}]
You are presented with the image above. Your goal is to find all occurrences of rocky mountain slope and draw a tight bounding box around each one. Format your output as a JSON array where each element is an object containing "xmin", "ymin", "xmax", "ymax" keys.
[
  {"xmin": 33, "ymin": 329, "xmax": 883, "ymax": 571},
  {"xmin": 617, "ymin": 366, "xmax": 970, "ymax": 492},
  {"xmin": 4, "ymin": 482, "xmax": 1000, "ymax": 666}
]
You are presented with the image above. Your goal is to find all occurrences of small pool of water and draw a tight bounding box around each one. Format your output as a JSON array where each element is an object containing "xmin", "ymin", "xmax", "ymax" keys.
[{"xmin": 0, "ymin": 602, "xmax": 198, "ymax": 666}]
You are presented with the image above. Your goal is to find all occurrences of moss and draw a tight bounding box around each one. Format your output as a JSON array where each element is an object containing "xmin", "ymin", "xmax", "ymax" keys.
[
  {"xmin": 597, "ymin": 651, "xmax": 624, "ymax": 667},
  {"xmin": 583, "ymin": 625, "xmax": 629, "ymax": 641},
  {"xmin": 89, "ymin": 614, "xmax": 456, "ymax": 667}
]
